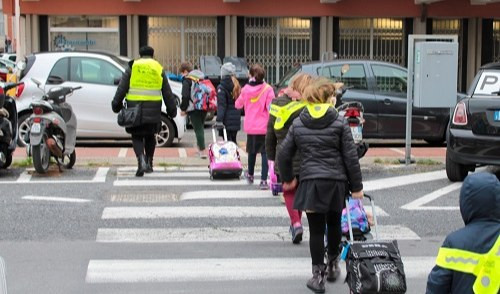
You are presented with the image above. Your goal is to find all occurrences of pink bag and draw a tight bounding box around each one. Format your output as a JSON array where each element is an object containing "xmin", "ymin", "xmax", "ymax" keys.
[
  {"xmin": 268, "ymin": 160, "xmax": 282, "ymax": 196},
  {"xmin": 208, "ymin": 126, "xmax": 242, "ymax": 180}
]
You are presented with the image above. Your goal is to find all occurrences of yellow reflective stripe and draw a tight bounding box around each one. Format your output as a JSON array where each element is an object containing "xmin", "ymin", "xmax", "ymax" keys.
[
  {"xmin": 435, "ymin": 235, "xmax": 500, "ymax": 294},
  {"xmin": 128, "ymin": 89, "xmax": 162, "ymax": 96},
  {"xmin": 306, "ymin": 103, "xmax": 334, "ymax": 119},
  {"xmin": 126, "ymin": 95, "xmax": 162, "ymax": 102},
  {"xmin": 250, "ymin": 85, "xmax": 270, "ymax": 103}
]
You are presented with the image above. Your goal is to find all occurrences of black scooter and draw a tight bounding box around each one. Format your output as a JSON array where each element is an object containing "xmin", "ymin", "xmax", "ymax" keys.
[{"xmin": 0, "ymin": 82, "xmax": 23, "ymax": 169}]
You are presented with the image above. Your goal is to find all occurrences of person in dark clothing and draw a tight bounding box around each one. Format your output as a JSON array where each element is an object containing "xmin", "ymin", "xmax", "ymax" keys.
[
  {"xmin": 179, "ymin": 62, "xmax": 207, "ymax": 158},
  {"xmin": 278, "ymin": 78, "xmax": 364, "ymax": 293},
  {"xmin": 266, "ymin": 73, "xmax": 314, "ymax": 244},
  {"xmin": 216, "ymin": 62, "xmax": 241, "ymax": 143},
  {"xmin": 426, "ymin": 172, "xmax": 500, "ymax": 294},
  {"xmin": 112, "ymin": 46, "xmax": 177, "ymax": 177}
]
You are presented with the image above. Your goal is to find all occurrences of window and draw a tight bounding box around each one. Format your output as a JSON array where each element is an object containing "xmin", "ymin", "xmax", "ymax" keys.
[
  {"xmin": 371, "ymin": 64, "xmax": 407, "ymax": 94},
  {"xmin": 321, "ymin": 64, "xmax": 368, "ymax": 90},
  {"xmin": 70, "ymin": 57, "xmax": 122, "ymax": 85},
  {"xmin": 473, "ymin": 71, "xmax": 500, "ymax": 97},
  {"xmin": 278, "ymin": 66, "xmax": 301, "ymax": 88},
  {"xmin": 48, "ymin": 58, "xmax": 69, "ymax": 83}
]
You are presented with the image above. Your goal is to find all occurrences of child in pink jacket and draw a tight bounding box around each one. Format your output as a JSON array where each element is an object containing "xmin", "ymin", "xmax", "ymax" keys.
[{"xmin": 235, "ymin": 64, "xmax": 275, "ymax": 189}]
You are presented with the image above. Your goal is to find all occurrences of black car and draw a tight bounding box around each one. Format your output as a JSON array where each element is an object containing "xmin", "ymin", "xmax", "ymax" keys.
[
  {"xmin": 277, "ymin": 60, "xmax": 451, "ymax": 144},
  {"xmin": 446, "ymin": 62, "xmax": 500, "ymax": 181}
]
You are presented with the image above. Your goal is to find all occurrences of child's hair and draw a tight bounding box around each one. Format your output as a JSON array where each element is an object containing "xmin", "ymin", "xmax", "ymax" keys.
[
  {"xmin": 289, "ymin": 73, "xmax": 315, "ymax": 95},
  {"xmin": 249, "ymin": 64, "xmax": 265, "ymax": 83},
  {"xmin": 303, "ymin": 78, "xmax": 338, "ymax": 105},
  {"xmin": 231, "ymin": 76, "xmax": 241, "ymax": 99},
  {"xmin": 179, "ymin": 62, "xmax": 193, "ymax": 73}
]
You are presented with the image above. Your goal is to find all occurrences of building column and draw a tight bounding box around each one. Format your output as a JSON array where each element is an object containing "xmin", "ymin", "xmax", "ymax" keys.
[
  {"xmin": 319, "ymin": 16, "xmax": 327, "ymax": 56},
  {"xmin": 30, "ymin": 14, "xmax": 40, "ymax": 53},
  {"xmin": 413, "ymin": 17, "xmax": 427, "ymax": 35},
  {"xmin": 129, "ymin": 15, "xmax": 139, "ymax": 59},
  {"xmin": 467, "ymin": 18, "xmax": 482, "ymax": 88},
  {"xmin": 326, "ymin": 16, "xmax": 333, "ymax": 53},
  {"xmin": 225, "ymin": 15, "xmax": 231, "ymax": 57},
  {"xmin": 19, "ymin": 15, "xmax": 26, "ymax": 57},
  {"xmin": 230, "ymin": 16, "xmax": 237, "ymax": 56}
]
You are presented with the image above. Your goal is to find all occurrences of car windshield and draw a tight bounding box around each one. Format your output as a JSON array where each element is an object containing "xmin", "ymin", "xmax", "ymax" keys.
[
  {"xmin": 277, "ymin": 65, "xmax": 301, "ymax": 88},
  {"xmin": 473, "ymin": 70, "xmax": 500, "ymax": 97}
]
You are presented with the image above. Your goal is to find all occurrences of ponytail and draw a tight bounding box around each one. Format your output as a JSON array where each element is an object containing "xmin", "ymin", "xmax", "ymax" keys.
[{"xmin": 231, "ymin": 76, "xmax": 241, "ymax": 99}]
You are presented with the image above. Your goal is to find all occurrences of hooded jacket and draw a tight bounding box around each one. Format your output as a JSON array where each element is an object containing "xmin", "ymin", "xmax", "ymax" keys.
[
  {"xmin": 235, "ymin": 81, "xmax": 275, "ymax": 135},
  {"xmin": 277, "ymin": 106, "xmax": 363, "ymax": 192},
  {"xmin": 216, "ymin": 76, "xmax": 241, "ymax": 131},
  {"xmin": 426, "ymin": 172, "xmax": 500, "ymax": 294}
]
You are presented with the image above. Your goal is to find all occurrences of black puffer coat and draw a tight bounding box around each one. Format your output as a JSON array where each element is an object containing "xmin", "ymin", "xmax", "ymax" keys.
[
  {"xmin": 216, "ymin": 77, "xmax": 241, "ymax": 131},
  {"xmin": 265, "ymin": 94, "xmax": 302, "ymax": 177},
  {"xmin": 426, "ymin": 172, "xmax": 500, "ymax": 294},
  {"xmin": 111, "ymin": 59, "xmax": 177, "ymax": 136},
  {"xmin": 278, "ymin": 106, "xmax": 363, "ymax": 192}
]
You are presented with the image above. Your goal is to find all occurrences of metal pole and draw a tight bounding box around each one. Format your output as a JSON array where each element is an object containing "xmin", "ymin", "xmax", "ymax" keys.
[
  {"xmin": 404, "ymin": 35, "xmax": 414, "ymax": 165},
  {"xmin": 15, "ymin": 0, "xmax": 21, "ymax": 61}
]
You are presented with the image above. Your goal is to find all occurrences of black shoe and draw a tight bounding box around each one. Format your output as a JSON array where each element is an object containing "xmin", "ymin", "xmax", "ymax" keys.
[
  {"xmin": 326, "ymin": 255, "xmax": 341, "ymax": 282},
  {"xmin": 307, "ymin": 264, "xmax": 326, "ymax": 293},
  {"xmin": 145, "ymin": 156, "xmax": 153, "ymax": 173},
  {"xmin": 136, "ymin": 155, "xmax": 147, "ymax": 177}
]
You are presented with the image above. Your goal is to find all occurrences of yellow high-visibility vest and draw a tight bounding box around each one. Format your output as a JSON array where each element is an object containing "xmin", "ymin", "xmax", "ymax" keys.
[
  {"xmin": 269, "ymin": 101, "xmax": 306, "ymax": 130},
  {"xmin": 126, "ymin": 58, "xmax": 163, "ymax": 102},
  {"xmin": 306, "ymin": 103, "xmax": 335, "ymax": 119},
  {"xmin": 435, "ymin": 235, "xmax": 500, "ymax": 294}
]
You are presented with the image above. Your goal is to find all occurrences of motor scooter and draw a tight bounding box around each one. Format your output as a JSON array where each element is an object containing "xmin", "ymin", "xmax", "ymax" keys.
[
  {"xmin": 0, "ymin": 82, "xmax": 23, "ymax": 169},
  {"xmin": 26, "ymin": 78, "xmax": 81, "ymax": 173}
]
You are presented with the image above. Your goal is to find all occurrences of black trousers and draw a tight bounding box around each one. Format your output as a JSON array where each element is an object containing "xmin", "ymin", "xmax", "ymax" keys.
[
  {"xmin": 306, "ymin": 211, "xmax": 343, "ymax": 265},
  {"xmin": 131, "ymin": 134, "xmax": 156, "ymax": 158}
]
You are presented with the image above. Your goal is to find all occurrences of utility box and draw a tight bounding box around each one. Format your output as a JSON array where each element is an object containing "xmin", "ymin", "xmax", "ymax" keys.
[{"xmin": 413, "ymin": 42, "xmax": 458, "ymax": 108}]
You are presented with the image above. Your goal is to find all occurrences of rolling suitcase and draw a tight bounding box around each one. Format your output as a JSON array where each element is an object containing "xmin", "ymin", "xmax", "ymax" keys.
[
  {"xmin": 268, "ymin": 160, "xmax": 283, "ymax": 196},
  {"xmin": 342, "ymin": 195, "xmax": 407, "ymax": 294},
  {"xmin": 208, "ymin": 125, "xmax": 243, "ymax": 180}
]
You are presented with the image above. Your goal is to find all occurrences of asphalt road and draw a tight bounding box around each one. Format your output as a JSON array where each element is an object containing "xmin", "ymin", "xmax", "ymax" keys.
[{"xmin": 1, "ymin": 163, "xmax": 496, "ymax": 294}]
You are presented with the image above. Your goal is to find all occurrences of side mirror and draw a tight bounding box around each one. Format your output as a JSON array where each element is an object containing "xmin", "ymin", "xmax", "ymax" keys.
[
  {"xmin": 47, "ymin": 75, "xmax": 64, "ymax": 85},
  {"xmin": 16, "ymin": 61, "xmax": 26, "ymax": 71},
  {"xmin": 31, "ymin": 77, "xmax": 42, "ymax": 88},
  {"xmin": 114, "ymin": 77, "xmax": 121, "ymax": 85}
]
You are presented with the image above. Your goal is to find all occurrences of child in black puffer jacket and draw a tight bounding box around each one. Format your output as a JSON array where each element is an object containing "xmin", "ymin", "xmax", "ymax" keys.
[{"xmin": 278, "ymin": 78, "xmax": 364, "ymax": 293}]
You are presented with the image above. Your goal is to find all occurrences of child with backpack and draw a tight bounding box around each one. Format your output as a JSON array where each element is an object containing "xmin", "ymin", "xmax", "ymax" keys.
[
  {"xmin": 235, "ymin": 64, "xmax": 275, "ymax": 189},
  {"xmin": 278, "ymin": 78, "xmax": 364, "ymax": 293},
  {"xmin": 216, "ymin": 62, "xmax": 242, "ymax": 143}
]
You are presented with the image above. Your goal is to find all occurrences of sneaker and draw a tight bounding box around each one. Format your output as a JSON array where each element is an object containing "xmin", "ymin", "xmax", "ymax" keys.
[
  {"xmin": 259, "ymin": 180, "xmax": 269, "ymax": 190},
  {"xmin": 290, "ymin": 224, "xmax": 303, "ymax": 244},
  {"xmin": 244, "ymin": 171, "xmax": 254, "ymax": 184},
  {"xmin": 197, "ymin": 150, "xmax": 208, "ymax": 159}
]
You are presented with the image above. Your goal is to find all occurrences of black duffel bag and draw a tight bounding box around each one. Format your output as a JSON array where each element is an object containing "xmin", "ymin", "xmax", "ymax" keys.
[
  {"xmin": 117, "ymin": 102, "xmax": 141, "ymax": 128},
  {"xmin": 343, "ymin": 195, "xmax": 407, "ymax": 294}
]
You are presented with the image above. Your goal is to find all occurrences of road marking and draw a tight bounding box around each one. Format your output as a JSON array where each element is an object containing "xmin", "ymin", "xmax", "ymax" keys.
[
  {"xmin": 86, "ymin": 256, "xmax": 434, "ymax": 283},
  {"xmin": 118, "ymin": 148, "xmax": 128, "ymax": 158},
  {"xmin": 401, "ymin": 183, "xmax": 462, "ymax": 210},
  {"xmin": 101, "ymin": 205, "xmax": 389, "ymax": 219},
  {"xmin": 178, "ymin": 148, "xmax": 187, "ymax": 158},
  {"xmin": 390, "ymin": 148, "xmax": 406, "ymax": 156},
  {"xmin": 92, "ymin": 167, "xmax": 109, "ymax": 182},
  {"xmin": 16, "ymin": 171, "xmax": 31, "ymax": 183},
  {"xmin": 180, "ymin": 190, "xmax": 271, "ymax": 200},
  {"xmin": 117, "ymin": 171, "xmax": 259, "ymax": 178},
  {"xmin": 114, "ymin": 179, "xmax": 247, "ymax": 187},
  {"xmin": 364, "ymin": 170, "xmax": 448, "ymax": 192},
  {"xmin": 22, "ymin": 196, "xmax": 92, "ymax": 203},
  {"xmin": 96, "ymin": 224, "xmax": 416, "ymax": 243},
  {"xmin": 0, "ymin": 256, "xmax": 6, "ymax": 294}
]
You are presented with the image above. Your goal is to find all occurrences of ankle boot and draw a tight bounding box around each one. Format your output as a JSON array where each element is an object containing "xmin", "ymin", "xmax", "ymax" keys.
[
  {"xmin": 136, "ymin": 155, "xmax": 147, "ymax": 177},
  {"xmin": 307, "ymin": 264, "xmax": 326, "ymax": 293},
  {"xmin": 326, "ymin": 255, "xmax": 341, "ymax": 282},
  {"xmin": 145, "ymin": 156, "xmax": 153, "ymax": 173}
]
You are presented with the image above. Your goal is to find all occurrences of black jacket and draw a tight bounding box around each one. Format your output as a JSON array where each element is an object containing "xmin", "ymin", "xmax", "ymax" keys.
[
  {"xmin": 426, "ymin": 172, "xmax": 500, "ymax": 294},
  {"xmin": 180, "ymin": 77, "xmax": 192, "ymax": 112},
  {"xmin": 278, "ymin": 106, "xmax": 363, "ymax": 192},
  {"xmin": 265, "ymin": 94, "xmax": 302, "ymax": 177},
  {"xmin": 216, "ymin": 77, "xmax": 241, "ymax": 131},
  {"xmin": 111, "ymin": 59, "xmax": 177, "ymax": 135}
]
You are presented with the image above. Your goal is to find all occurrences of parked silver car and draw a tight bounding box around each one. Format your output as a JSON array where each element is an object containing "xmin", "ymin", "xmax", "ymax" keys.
[{"xmin": 16, "ymin": 51, "xmax": 186, "ymax": 147}]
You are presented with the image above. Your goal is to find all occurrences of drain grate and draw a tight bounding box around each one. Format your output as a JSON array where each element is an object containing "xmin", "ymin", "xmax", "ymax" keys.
[{"xmin": 109, "ymin": 193, "xmax": 178, "ymax": 203}]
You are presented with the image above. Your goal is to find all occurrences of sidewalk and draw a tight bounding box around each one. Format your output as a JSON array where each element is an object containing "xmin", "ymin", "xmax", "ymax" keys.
[{"xmin": 12, "ymin": 147, "xmax": 446, "ymax": 167}]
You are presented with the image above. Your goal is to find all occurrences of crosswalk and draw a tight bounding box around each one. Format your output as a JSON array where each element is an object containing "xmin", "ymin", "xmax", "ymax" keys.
[{"xmin": 84, "ymin": 167, "xmax": 436, "ymax": 292}]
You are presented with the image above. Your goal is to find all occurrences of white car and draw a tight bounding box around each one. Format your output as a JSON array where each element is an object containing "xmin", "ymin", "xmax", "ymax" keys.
[
  {"xmin": 0, "ymin": 53, "xmax": 17, "ymax": 63},
  {"xmin": 16, "ymin": 51, "xmax": 186, "ymax": 147}
]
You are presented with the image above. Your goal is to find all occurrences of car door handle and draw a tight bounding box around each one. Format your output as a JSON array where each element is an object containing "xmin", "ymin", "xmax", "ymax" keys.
[{"xmin": 383, "ymin": 98, "xmax": 392, "ymax": 105}]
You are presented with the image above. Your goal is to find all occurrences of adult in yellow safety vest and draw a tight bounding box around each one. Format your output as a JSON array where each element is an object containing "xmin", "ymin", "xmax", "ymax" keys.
[
  {"xmin": 426, "ymin": 172, "xmax": 500, "ymax": 294},
  {"xmin": 112, "ymin": 46, "xmax": 177, "ymax": 177}
]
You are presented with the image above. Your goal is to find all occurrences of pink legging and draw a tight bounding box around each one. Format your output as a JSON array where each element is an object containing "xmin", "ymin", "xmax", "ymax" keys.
[{"xmin": 284, "ymin": 186, "xmax": 302, "ymax": 225}]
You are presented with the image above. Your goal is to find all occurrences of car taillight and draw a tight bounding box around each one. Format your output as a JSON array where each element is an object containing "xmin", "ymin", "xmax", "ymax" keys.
[
  {"xmin": 33, "ymin": 107, "xmax": 43, "ymax": 115},
  {"xmin": 15, "ymin": 83, "xmax": 25, "ymax": 98},
  {"xmin": 345, "ymin": 107, "xmax": 361, "ymax": 118},
  {"xmin": 33, "ymin": 117, "xmax": 41, "ymax": 123},
  {"xmin": 452, "ymin": 101, "xmax": 468, "ymax": 126}
]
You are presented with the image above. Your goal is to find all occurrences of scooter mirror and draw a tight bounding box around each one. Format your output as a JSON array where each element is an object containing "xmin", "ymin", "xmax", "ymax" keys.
[
  {"xmin": 31, "ymin": 78, "xmax": 42, "ymax": 88},
  {"xmin": 16, "ymin": 61, "xmax": 26, "ymax": 71}
]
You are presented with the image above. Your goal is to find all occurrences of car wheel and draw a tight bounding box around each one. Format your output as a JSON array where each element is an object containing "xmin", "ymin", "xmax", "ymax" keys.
[
  {"xmin": 446, "ymin": 150, "xmax": 469, "ymax": 182},
  {"xmin": 17, "ymin": 113, "xmax": 31, "ymax": 147},
  {"xmin": 156, "ymin": 116, "xmax": 175, "ymax": 147}
]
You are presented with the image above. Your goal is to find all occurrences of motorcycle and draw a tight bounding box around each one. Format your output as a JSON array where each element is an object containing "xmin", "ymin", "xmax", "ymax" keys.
[
  {"xmin": 0, "ymin": 82, "xmax": 23, "ymax": 169},
  {"xmin": 26, "ymin": 78, "xmax": 81, "ymax": 173}
]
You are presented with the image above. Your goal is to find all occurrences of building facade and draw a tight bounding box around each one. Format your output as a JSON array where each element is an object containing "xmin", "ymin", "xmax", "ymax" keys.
[{"xmin": 2, "ymin": 0, "xmax": 500, "ymax": 89}]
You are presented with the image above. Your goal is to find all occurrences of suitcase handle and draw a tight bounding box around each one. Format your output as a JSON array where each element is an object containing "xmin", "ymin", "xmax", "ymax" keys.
[
  {"xmin": 212, "ymin": 124, "xmax": 228, "ymax": 143},
  {"xmin": 345, "ymin": 193, "xmax": 379, "ymax": 242}
]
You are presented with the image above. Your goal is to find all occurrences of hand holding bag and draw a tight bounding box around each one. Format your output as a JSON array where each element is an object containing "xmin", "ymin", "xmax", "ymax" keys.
[{"xmin": 117, "ymin": 101, "xmax": 141, "ymax": 128}]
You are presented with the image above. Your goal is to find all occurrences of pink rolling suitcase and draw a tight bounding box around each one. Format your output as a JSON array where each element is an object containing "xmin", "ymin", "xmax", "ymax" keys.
[
  {"xmin": 268, "ymin": 160, "xmax": 283, "ymax": 196},
  {"xmin": 208, "ymin": 125, "xmax": 243, "ymax": 180}
]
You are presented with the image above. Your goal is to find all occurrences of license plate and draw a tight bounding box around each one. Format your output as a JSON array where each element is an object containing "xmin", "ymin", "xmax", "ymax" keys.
[
  {"xmin": 31, "ymin": 123, "xmax": 41, "ymax": 134},
  {"xmin": 495, "ymin": 110, "xmax": 500, "ymax": 121},
  {"xmin": 351, "ymin": 126, "xmax": 363, "ymax": 143}
]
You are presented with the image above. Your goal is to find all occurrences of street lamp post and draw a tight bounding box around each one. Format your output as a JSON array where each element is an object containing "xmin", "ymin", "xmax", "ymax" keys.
[{"xmin": 15, "ymin": 0, "xmax": 21, "ymax": 61}]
